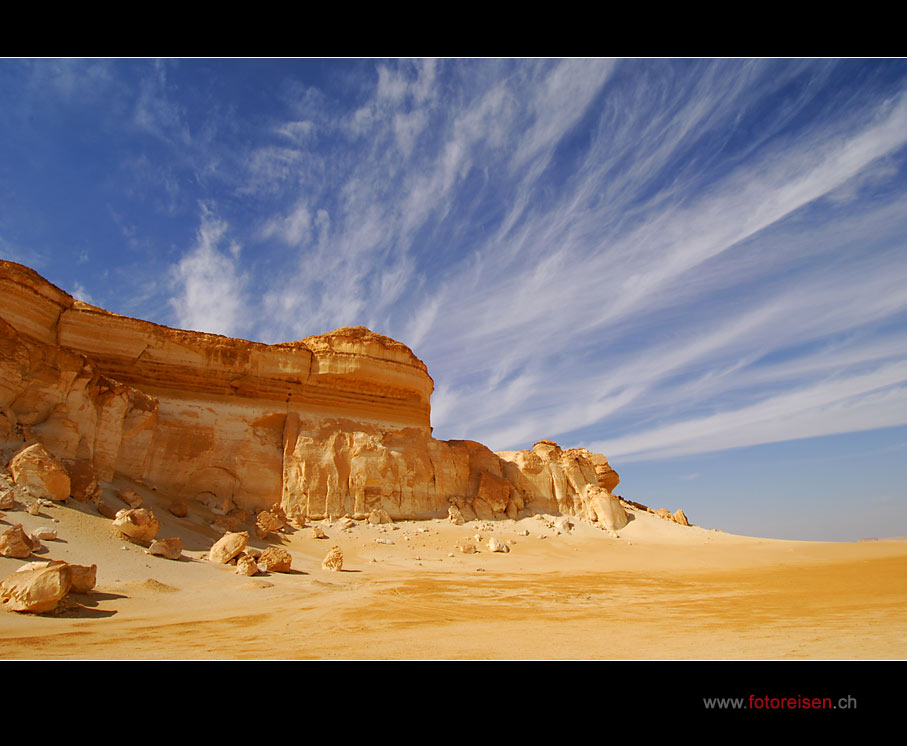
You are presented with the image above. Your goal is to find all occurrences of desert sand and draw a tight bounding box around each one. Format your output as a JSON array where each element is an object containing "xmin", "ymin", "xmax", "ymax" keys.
[{"xmin": 1, "ymin": 477, "xmax": 904, "ymax": 660}]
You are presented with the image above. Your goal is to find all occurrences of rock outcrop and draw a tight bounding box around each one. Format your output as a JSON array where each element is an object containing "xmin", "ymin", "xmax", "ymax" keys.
[{"xmin": 0, "ymin": 261, "xmax": 633, "ymax": 528}]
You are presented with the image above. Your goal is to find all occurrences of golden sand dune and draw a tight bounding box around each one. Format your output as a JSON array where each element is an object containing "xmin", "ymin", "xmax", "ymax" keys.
[{"xmin": 1, "ymin": 479, "xmax": 903, "ymax": 660}]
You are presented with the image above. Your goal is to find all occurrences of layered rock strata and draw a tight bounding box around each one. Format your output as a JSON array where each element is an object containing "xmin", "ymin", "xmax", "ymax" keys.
[{"xmin": 0, "ymin": 261, "xmax": 625, "ymax": 526}]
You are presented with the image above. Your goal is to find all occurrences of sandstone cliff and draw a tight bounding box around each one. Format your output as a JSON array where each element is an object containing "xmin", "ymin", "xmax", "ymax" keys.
[{"xmin": 0, "ymin": 261, "xmax": 623, "ymax": 526}]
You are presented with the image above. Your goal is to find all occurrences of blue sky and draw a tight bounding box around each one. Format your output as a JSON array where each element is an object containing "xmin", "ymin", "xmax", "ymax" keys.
[{"xmin": 2, "ymin": 59, "xmax": 906, "ymax": 540}]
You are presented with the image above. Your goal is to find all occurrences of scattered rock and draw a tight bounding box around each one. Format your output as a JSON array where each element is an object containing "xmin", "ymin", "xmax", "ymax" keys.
[
  {"xmin": 212, "ymin": 514, "xmax": 239, "ymax": 534},
  {"xmin": 0, "ymin": 524, "xmax": 35, "ymax": 558},
  {"xmin": 168, "ymin": 498, "xmax": 189, "ymax": 518},
  {"xmin": 116, "ymin": 488, "xmax": 143, "ymax": 509},
  {"xmin": 673, "ymin": 509, "xmax": 690, "ymax": 527},
  {"xmin": 94, "ymin": 497, "xmax": 119, "ymax": 519},
  {"xmin": 368, "ymin": 508, "xmax": 393, "ymax": 525},
  {"xmin": 375, "ymin": 538, "xmax": 394, "ymax": 545},
  {"xmin": 258, "ymin": 546, "xmax": 292, "ymax": 573},
  {"xmin": 0, "ymin": 560, "xmax": 72, "ymax": 613},
  {"xmin": 0, "ymin": 489, "xmax": 16, "ymax": 510},
  {"xmin": 228, "ymin": 507, "xmax": 249, "ymax": 525},
  {"xmin": 148, "ymin": 537, "xmax": 183, "ymax": 560},
  {"xmin": 9, "ymin": 444, "xmax": 71, "ymax": 502},
  {"xmin": 69, "ymin": 564, "xmax": 97, "ymax": 593},
  {"xmin": 255, "ymin": 510, "xmax": 284, "ymax": 540},
  {"xmin": 321, "ymin": 546, "xmax": 343, "ymax": 571},
  {"xmin": 25, "ymin": 500, "xmax": 41, "ymax": 516},
  {"xmin": 311, "ymin": 525, "xmax": 327, "ymax": 539},
  {"xmin": 457, "ymin": 543, "xmax": 477, "ymax": 554},
  {"xmin": 208, "ymin": 531, "xmax": 248, "ymax": 564},
  {"xmin": 448, "ymin": 505, "xmax": 465, "ymax": 525},
  {"xmin": 487, "ymin": 537, "xmax": 509, "ymax": 553},
  {"xmin": 337, "ymin": 516, "xmax": 356, "ymax": 531},
  {"xmin": 553, "ymin": 516, "xmax": 573, "ymax": 533},
  {"xmin": 235, "ymin": 553, "xmax": 258, "ymax": 576},
  {"xmin": 31, "ymin": 527, "xmax": 57, "ymax": 541},
  {"xmin": 112, "ymin": 508, "xmax": 160, "ymax": 543}
]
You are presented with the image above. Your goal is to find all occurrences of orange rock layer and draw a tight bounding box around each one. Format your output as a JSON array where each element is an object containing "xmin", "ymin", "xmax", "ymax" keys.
[{"xmin": 0, "ymin": 261, "xmax": 620, "ymax": 522}]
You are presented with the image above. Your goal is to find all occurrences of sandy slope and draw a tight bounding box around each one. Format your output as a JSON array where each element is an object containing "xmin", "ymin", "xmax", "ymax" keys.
[{"xmin": 1, "ymin": 478, "xmax": 904, "ymax": 660}]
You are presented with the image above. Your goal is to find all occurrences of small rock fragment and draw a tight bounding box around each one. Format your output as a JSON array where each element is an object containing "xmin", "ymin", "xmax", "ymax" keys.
[
  {"xmin": 553, "ymin": 516, "xmax": 572, "ymax": 533},
  {"xmin": 69, "ymin": 563, "xmax": 97, "ymax": 593},
  {"xmin": 116, "ymin": 488, "xmax": 143, "ymax": 509},
  {"xmin": 208, "ymin": 531, "xmax": 249, "ymax": 564},
  {"xmin": 235, "ymin": 553, "xmax": 258, "ymax": 576},
  {"xmin": 0, "ymin": 524, "xmax": 35, "ymax": 558},
  {"xmin": 94, "ymin": 497, "xmax": 118, "ymax": 520},
  {"xmin": 487, "ymin": 537, "xmax": 509, "ymax": 553},
  {"xmin": 258, "ymin": 546, "xmax": 292, "ymax": 573},
  {"xmin": 311, "ymin": 525, "xmax": 327, "ymax": 539},
  {"xmin": 31, "ymin": 527, "xmax": 57, "ymax": 541},
  {"xmin": 255, "ymin": 510, "xmax": 284, "ymax": 540},
  {"xmin": 321, "ymin": 545, "xmax": 343, "ymax": 571},
  {"xmin": 169, "ymin": 498, "xmax": 189, "ymax": 518},
  {"xmin": 448, "ymin": 505, "xmax": 465, "ymax": 525},
  {"xmin": 112, "ymin": 508, "xmax": 159, "ymax": 544},
  {"xmin": 212, "ymin": 514, "xmax": 239, "ymax": 534},
  {"xmin": 228, "ymin": 507, "xmax": 249, "ymax": 524},
  {"xmin": 368, "ymin": 508, "xmax": 393, "ymax": 525},
  {"xmin": 148, "ymin": 537, "xmax": 183, "ymax": 560}
]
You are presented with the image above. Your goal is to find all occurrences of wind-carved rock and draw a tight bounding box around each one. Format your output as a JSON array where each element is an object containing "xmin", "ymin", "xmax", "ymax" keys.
[
  {"xmin": 0, "ymin": 261, "xmax": 635, "ymax": 527},
  {"xmin": 321, "ymin": 546, "xmax": 343, "ymax": 571}
]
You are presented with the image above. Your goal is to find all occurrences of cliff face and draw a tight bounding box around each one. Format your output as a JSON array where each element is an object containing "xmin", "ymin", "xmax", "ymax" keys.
[{"xmin": 0, "ymin": 261, "xmax": 620, "ymax": 523}]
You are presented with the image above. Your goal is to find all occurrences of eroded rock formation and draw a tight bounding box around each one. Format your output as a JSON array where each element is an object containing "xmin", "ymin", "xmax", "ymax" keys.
[{"xmin": 0, "ymin": 260, "xmax": 631, "ymax": 528}]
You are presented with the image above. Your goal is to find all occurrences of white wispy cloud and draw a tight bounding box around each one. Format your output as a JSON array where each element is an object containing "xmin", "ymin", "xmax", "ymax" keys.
[
  {"xmin": 169, "ymin": 205, "xmax": 248, "ymax": 338},
  {"xmin": 156, "ymin": 60, "xmax": 907, "ymax": 466}
]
